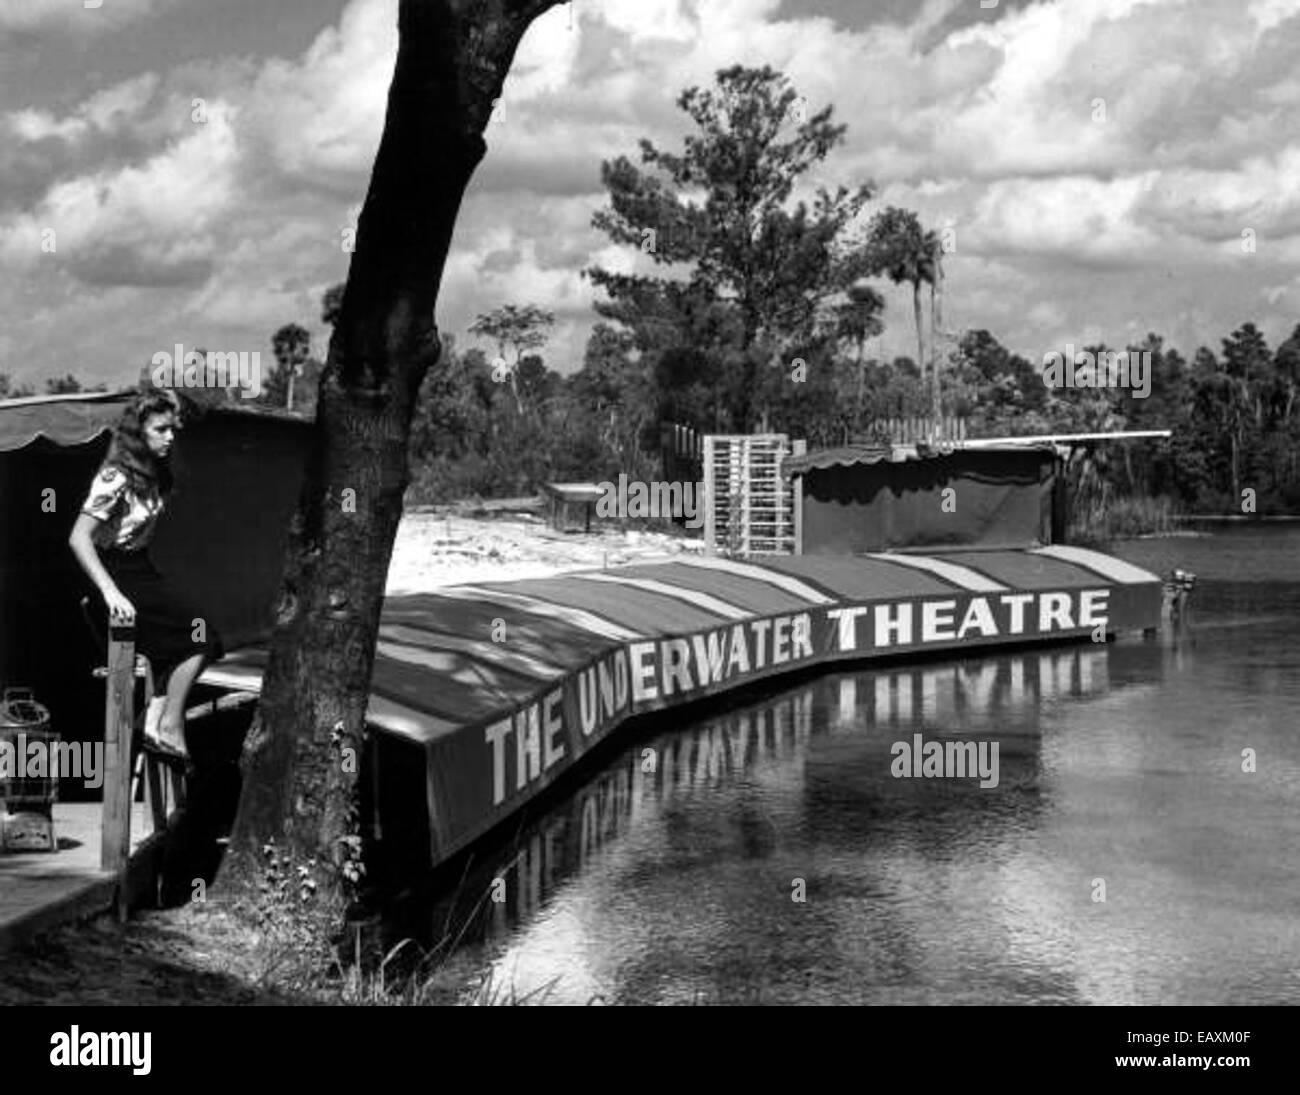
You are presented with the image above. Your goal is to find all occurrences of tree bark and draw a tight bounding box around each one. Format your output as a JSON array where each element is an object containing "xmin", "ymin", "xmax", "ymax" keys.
[{"xmin": 219, "ymin": 0, "xmax": 564, "ymax": 921}]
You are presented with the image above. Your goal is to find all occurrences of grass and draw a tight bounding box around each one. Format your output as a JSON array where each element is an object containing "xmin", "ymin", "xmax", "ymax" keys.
[
  {"xmin": 1068, "ymin": 494, "xmax": 1181, "ymax": 545},
  {"xmin": 0, "ymin": 836, "xmax": 575, "ymax": 1006},
  {"xmin": 0, "ymin": 896, "xmax": 567, "ymax": 1006}
]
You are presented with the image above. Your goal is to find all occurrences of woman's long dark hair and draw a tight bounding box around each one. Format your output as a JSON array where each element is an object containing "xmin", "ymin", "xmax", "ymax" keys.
[{"xmin": 103, "ymin": 388, "xmax": 182, "ymax": 498}]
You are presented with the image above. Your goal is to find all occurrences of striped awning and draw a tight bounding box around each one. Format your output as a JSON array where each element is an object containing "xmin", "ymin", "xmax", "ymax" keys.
[{"xmin": 201, "ymin": 545, "xmax": 1160, "ymax": 749}]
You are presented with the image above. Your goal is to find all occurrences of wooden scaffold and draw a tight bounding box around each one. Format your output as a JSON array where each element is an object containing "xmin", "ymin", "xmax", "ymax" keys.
[{"xmin": 701, "ymin": 434, "xmax": 805, "ymax": 556}]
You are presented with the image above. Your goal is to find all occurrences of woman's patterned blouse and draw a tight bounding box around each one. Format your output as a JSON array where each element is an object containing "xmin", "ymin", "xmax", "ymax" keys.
[{"xmin": 80, "ymin": 464, "xmax": 164, "ymax": 552}]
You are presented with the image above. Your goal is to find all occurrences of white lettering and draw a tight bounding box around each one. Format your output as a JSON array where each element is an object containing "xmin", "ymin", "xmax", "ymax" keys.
[
  {"xmin": 629, "ymin": 641, "xmax": 658, "ymax": 702},
  {"xmin": 921, "ymin": 599, "xmax": 958, "ymax": 641},
  {"xmin": 828, "ymin": 606, "xmax": 868, "ymax": 651},
  {"xmin": 875, "ymin": 602, "xmax": 913, "ymax": 647}
]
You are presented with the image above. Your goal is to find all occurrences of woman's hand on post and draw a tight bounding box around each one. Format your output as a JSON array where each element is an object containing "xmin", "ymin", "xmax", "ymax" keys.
[{"xmin": 104, "ymin": 588, "xmax": 136, "ymax": 626}]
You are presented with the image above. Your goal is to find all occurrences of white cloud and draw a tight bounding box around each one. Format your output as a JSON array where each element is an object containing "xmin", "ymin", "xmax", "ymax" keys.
[
  {"xmin": 0, "ymin": 106, "xmax": 239, "ymax": 285},
  {"xmin": 6, "ymin": 73, "xmax": 160, "ymax": 143},
  {"xmin": 600, "ymin": 0, "xmax": 701, "ymax": 42},
  {"xmin": 239, "ymin": 0, "xmax": 396, "ymax": 188},
  {"xmin": 967, "ymin": 173, "xmax": 1166, "ymax": 265},
  {"xmin": 1248, "ymin": 0, "xmax": 1300, "ymax": 35}
]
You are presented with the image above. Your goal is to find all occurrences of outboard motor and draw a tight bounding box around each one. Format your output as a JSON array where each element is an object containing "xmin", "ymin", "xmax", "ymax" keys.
[{"xmin": 1161, "ymin": 567, "xmax": 1197, "ymax": 628}]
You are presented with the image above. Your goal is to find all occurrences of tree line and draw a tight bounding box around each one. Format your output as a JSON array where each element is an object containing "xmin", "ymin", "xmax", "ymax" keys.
[{"xmin": 7, "ymin": 65, "xmax": 1297, "ymax": 519}]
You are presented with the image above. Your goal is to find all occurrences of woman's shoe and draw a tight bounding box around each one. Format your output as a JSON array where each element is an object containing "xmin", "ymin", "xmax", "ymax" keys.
[{"xmin": 144, "ymin": 731, "xmax": 190, "ymax": 764}]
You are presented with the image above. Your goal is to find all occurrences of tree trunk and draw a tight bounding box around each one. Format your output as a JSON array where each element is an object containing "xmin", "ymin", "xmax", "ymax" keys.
[
  {"xmin": 219, "ymin": 0, "xmax": 563, "ymax": 921},
  {"xmin": 930, "ymin": 250, "xmax": 943, "ymax": 440},
  {"xmin": 912, "ymin": 279, "xmax": 925, "ymax": 419},
  {"xmin": 855, "ymin": 335, "xmax": 866, "ymax": 419},
  {"xmin": 1231, "ymin": 427, "xmax": 1240, "ymax": 503},
  {"xmin": 510, "ymin": 369, "xmax": 523, "ymax": 415}
]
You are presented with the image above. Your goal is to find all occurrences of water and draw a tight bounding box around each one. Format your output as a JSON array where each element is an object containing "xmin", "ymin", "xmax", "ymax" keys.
[{"xmin": 394, "ymin": 527, "xmax": 1300, "ymax": 1005}]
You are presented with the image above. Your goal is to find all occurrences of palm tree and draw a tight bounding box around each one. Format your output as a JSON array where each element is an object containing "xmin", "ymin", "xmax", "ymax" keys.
[
  {"xmin": 867, "ymin": 208, "xmax": 938, "ymax": 435},
  {"xmin": 930, "ymin": 236, "xmax": 946, "ymax": 435},
  {"xmin": 838, "ymin": 279, "xmax": 885, "ymax": 423}
]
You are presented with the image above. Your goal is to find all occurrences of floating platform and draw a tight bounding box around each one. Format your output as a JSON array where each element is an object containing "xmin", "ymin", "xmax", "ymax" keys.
[{"xmin": 198, "ymin": 545, "xmax": 1163, "ymax": 873}]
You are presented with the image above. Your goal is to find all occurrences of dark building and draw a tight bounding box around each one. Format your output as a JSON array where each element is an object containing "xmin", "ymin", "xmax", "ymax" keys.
[
  {"xmin": 0, "ymin": 391, "xmax": 310, "ymax": 798},
  {"xmin": 785, "ymin": 443, "xmax": 1065, "ymax": 554}
]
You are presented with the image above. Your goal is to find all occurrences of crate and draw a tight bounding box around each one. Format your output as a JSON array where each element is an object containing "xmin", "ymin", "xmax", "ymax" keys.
[
  {"xmin": 0, "ymin": 687, "xmax": 58, "ymax": 853},
  {"xmin": 1, "ymin": 810, "xmax": 56, "ymax": 853},
  {"xmin": 0, "ymin": 735, "xmax": 61, "ymax": 806}
]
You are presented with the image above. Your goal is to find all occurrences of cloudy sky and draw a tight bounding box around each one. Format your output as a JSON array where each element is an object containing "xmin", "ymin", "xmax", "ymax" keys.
[{"xmin": 2, "ymin": 0, "xmax": 1298, "ymax": 391}]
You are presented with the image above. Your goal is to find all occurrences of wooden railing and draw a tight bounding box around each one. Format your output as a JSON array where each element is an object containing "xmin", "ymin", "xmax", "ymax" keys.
[{"xmin": 659, "ymin": 421, "xmax": 704, "ymax": 487}]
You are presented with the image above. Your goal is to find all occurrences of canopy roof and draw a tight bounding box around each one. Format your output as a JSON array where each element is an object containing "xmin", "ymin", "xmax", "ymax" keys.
[
  {"xmin": 0, "ymin": 390, "xmax": 305, "ymax": 452},
  {"xmin": 782, "ymin": 441, "xmax": 1059, "ymax": 478},
  {"xmin": 0, "ymin": 391, "xmax": 127, "ymax": 451}
]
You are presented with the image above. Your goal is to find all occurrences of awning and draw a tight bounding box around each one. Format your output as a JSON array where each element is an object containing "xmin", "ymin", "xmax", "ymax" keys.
[
  {"xmin": 0, "ymin": 392, "xmax": 131, "ymax": 451},
  {"xmin": 0, "ymin": 390, "xmax": 310, "ymax": 452},
  {"xmin": 782, "ymin": 441, "xmax": 1059, "ymax": 477}
]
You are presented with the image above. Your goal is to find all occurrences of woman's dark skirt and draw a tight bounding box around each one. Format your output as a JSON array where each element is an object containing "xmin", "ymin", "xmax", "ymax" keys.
[{"xmin": 99, "ymin": 548, "xmax": 224, "ymax": 686}]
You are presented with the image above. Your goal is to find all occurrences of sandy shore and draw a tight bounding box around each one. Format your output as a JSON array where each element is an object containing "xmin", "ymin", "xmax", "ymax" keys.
[{"xmin": 385, "ymin": 510, "xmax": 705, "ymax": 595}]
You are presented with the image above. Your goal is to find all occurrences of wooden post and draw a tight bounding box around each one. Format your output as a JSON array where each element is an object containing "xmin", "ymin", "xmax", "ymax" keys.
[{"xmin": 101, "ymin": 621, "xmax": 135, "ymax": 898}]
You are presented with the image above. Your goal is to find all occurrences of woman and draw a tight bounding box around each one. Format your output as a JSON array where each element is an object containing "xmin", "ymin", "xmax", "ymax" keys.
[{"xmin": 68, "ymin": 388, "xmax": 223, "ymax": 760}]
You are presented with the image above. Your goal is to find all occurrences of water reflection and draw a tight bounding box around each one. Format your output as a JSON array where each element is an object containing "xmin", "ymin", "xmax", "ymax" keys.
[{"xmin": 392, "ymin": 643, "xmax": 1136, "ymax": 1000}]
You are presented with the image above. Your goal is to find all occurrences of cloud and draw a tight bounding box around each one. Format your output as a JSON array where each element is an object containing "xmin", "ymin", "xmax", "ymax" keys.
[
  {"xmin": 238, "ymin": 0, "xmax": 397, "ymax": 192},
  {"xmin": 0, "ymin": 105, "xmax": 239, "ymax": 286},
  {"xmin": 6, "ymin": 72, "xmax": 161, "ymax": 145},
  {"xmin": 965, "ymin": 174, "xmax": 1166, "ymax": 266},
  {"xmin": 0, "ymin": 0, "xmax": 177, "ymax": 35}
]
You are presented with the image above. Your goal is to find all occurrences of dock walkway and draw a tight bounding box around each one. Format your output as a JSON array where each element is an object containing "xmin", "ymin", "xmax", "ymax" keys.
[{"xmin": 0, "ymin": 803, "xmax": 152, "ymax": 950}]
